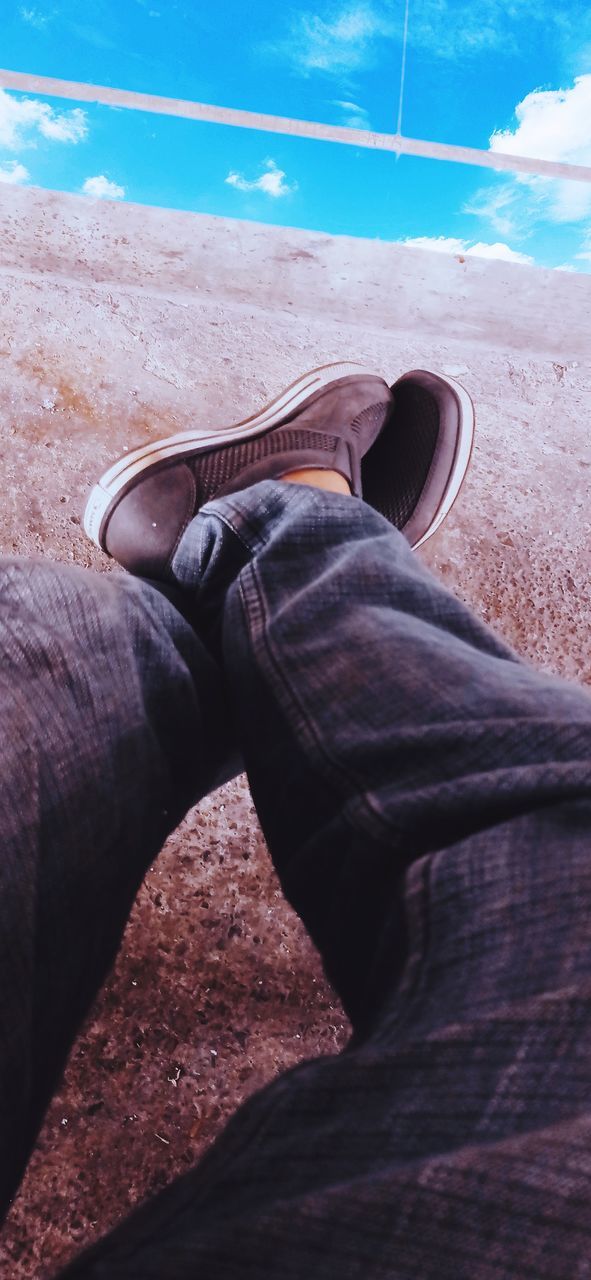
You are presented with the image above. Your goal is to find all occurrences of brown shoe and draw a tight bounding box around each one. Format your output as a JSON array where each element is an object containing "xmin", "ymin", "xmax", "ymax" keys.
[
  {"xmin": 363, "ymin": 368, "xmax": 475, "ymax": 550},
  {"xmin": 83, "ymin": 363, "xmax": 474, "ymax": 580},
  {"xmin": 84, "ymin": 362, "xmax": 393, "ymax": 579}
]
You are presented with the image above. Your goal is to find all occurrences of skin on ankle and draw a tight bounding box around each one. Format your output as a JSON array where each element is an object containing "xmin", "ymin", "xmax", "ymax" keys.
[{"xmin": 281, "ymin": 467, "xmax": 351, "ymax": 495}]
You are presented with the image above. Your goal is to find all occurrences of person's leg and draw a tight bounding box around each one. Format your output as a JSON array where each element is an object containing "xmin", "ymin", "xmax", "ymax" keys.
[
  {"xmin": 59, "ymin": 480, "xmax": 591, "ymax": 1278},
  {"xmin": 0, "ymin": 558, "xmax": 237, "ymax": 1216}
]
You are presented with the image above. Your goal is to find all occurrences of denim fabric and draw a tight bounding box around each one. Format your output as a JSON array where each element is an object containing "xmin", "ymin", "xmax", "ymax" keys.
[
  {"xmin": 2, "ymin": 480, "xmax": 591, "ymax": 1278},
  {"xmin": 0, "ymin": 562, "xmax": 235, "ymax": 1213}
]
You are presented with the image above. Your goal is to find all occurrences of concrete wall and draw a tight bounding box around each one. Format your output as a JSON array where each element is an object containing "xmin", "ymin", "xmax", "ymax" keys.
[{"xmin": 1, "ymin": 184, "xmax": 590, "ymax": 1275}]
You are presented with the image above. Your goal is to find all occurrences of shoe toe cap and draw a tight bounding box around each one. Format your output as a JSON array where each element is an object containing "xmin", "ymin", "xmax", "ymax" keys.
[{"xmin": 104, "ymin": 463, "xmax": 196, "ymax": 579}]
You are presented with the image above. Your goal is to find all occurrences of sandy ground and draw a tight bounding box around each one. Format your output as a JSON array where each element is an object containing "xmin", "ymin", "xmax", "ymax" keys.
[{"xmin": 0, "ymin": 183, "xmax": 590, "ymax": 1277}]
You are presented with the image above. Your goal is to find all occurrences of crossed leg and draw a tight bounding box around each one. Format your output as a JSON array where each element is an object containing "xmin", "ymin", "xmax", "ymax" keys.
[
  {"xmin": 2, "ymin": 479, "xmax": 591, "ymax": 1277},
  {"xmin": 0, "ymin": 560, "xmax": 237, "ymax": 1215}
]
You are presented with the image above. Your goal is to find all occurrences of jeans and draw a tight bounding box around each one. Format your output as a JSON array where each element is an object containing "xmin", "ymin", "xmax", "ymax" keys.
[{"xmin": 2, "ymin": 480, "xmax": 591, "ymax": 1278}]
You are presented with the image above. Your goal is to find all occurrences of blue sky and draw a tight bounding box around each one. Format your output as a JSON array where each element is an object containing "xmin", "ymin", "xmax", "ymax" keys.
[{"xmin": 1, "ymin": 0, "xmax": 591, "ymax": 270}]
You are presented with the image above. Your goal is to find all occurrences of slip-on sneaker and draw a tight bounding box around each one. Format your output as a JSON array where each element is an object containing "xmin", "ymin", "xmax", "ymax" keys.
[
  {"xmin": 364, "ymin": 368, "xmax": 474, "ymax": 550},
  {"xmin": 83, "ymin": 362, "xmax": 473, "ymax": 579}
]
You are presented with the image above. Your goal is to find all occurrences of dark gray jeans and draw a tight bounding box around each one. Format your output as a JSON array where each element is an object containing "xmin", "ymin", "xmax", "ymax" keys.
[{"xmin": 2, "ymin": 480, "xmax": 591, "ymax": 1278}]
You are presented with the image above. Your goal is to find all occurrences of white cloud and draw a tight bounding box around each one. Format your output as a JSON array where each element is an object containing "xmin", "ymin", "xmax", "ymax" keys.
[
  {"xmin": 332, "ymin": 99, "xmax": 371, "ymax": 128},
  {"xmin": 270, "ymin": 3, "xmax": 395, "ymax": 76},
  {"xmin": 401, "ymin": 235, "xmax": 535, "ymax": 265},
  {"xmin": 411, "ymin": 0, "xmax": 591, "ymax": 64},
  {"xmin": 404, "ymin": 0, "xmax": 511, "ymax": 58},
  {"xmin": 463, "ymin": 241, "xmax": 535, "ymax": 265},
  {"xmin": 268, "ymin": 0, "xmax": 591, "ymax": 78},
  {"xmin": 225, "ymin": 159, "xmax": 296, "ymax": 198},
  {"xmin": 401, "ymin": 0, "xmax": 577, "ymax": 60},
  {"xmin": 463, "ymin": 186, "xmax": 521, "ymax": 239},
  {"xmin": 0, "ymin": 160, "xmax": 29, "ymax": 184},
  {"xmin": 41, "ymin": 114, "xmax": 88, "ymax": 144},
  {"xmin": 0, "ymin": 88, "xmax": 88, "ymax": 150},
  {"xmin": 575, "ymin": 232, "xmax": 591, "ymax": 262},
  {"xmin": 489, "ymin": 74, "xmax": 591, "ymax": 223},
  {"xmin": 82, "ymin": 175, "xmax": 125, "ymax": 200},
  {"xmin": 19, "ymin": 6, "xmax": 49, "ymax": 28},
  {"xmin": 464, "ymin": 74, "xmax": 591, "ymax": 268},
  {"xmin": 491, "ymin": 76, "xmax": 591, "ymax": 167},
  {"xmin": 269, "ymin": 0, "xmax": 591, "ymax": 77}
]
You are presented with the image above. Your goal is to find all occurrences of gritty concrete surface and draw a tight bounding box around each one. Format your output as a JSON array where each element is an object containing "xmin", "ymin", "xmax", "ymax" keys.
[{"xmin": 0, "ymin": 184, "xmax": 590, "ymax": 1277}]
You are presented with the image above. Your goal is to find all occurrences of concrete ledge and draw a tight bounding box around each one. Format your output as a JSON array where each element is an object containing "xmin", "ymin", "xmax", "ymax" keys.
[{"xmin": 1, "ymin": 184, "xmax": 590, "ymax": 357}]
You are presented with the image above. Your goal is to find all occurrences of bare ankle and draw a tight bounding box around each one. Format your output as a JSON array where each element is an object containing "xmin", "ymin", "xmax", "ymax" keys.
[{"xmin": 281, "ymin": 468, "xmax": 352, "ymax": 495}]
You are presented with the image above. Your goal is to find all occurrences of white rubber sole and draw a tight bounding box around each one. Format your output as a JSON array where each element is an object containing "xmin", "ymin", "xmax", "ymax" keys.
[
  {"xmin": 407, "ymin": 371, "xmax": 475, "ymax": 550},
  {"xmin": 83, "ymin": 361, "xmax": 378, "ymax": 549}
]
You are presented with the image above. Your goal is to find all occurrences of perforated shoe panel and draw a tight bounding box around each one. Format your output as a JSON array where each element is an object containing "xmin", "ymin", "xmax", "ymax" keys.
[
  {"xmin": 190, "ymin": 427, "xmax": 338, "ymax": 503},
  {"xmin": 362, "ymin": 382, "xmax": 440, "ymax": 529}
]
